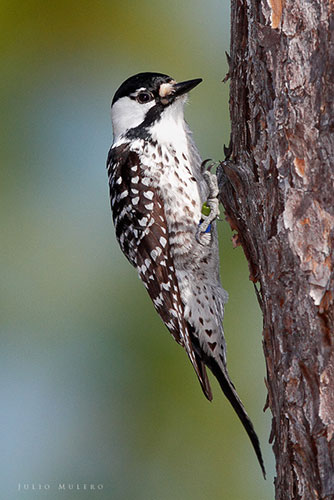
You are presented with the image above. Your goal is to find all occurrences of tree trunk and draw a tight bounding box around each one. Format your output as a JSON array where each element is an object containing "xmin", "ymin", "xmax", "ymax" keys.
[{"xmin": 218, "ymin": 1, "xmax": 334, "ymax": 498}]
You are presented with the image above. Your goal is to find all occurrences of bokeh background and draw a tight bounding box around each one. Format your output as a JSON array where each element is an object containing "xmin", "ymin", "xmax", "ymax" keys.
[{"xmin": 1, "ymin": 1, "xmax": 275, "ymax": 498}]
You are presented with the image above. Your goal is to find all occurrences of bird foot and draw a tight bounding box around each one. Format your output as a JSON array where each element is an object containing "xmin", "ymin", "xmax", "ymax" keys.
[{"xmin": 196, "ymin": 168, "xmax": 220, "ymax": 245}]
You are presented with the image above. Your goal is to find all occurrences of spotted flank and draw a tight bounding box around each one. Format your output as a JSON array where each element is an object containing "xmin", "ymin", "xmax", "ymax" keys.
[{"xmin": 107, "ymin": 144, "xmax": 211, "ymax": 397}]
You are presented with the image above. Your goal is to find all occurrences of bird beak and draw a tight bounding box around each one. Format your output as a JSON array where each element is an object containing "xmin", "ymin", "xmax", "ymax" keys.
[
  {"xmin": 159, "ymin": 78, "xmax": 202, "ymax": 105},
  {"xmin": 172, "ymin": 78, "xmax": 203, "ymax": 97}
]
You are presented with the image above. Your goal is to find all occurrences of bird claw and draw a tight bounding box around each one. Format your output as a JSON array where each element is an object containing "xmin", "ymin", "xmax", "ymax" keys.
[
  {"xmin": 201, "ymin": 159, "xmax": 217, "ymax": 173},
  {"xmin": 196, "ymin": 170, "xmax": 220, "ymax": 245}
]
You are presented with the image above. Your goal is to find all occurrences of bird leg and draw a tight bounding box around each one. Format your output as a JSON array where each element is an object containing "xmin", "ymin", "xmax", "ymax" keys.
[{"xmin": 196, "ymin": 166, "xmax": 220, "ymax": 245}]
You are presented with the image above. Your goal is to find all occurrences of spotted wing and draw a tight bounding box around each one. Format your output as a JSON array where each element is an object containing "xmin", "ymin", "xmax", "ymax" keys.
[{"xmin": 107, "ymin": 145, "xmax": 212, "ymax": 400}]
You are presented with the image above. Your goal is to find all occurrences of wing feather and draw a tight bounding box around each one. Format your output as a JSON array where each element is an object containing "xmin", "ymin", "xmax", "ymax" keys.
[{"xmin": 108, "ymin": 145, "xmax": 212, "ymax": 399}]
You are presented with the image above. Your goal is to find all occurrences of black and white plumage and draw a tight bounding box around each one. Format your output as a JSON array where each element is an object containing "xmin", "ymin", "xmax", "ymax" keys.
[{"xmin": 107, "ymin": 72, "xmax": 265, "ymax": 476}]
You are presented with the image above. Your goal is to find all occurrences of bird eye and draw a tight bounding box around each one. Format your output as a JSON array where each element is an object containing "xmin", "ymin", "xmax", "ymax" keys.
[{"xmin": 136, "ymin": 91, "xmax": 153, "ymax": 104}]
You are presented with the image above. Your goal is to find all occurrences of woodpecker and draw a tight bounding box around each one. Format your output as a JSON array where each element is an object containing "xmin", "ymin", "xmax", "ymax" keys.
[{"xmin": 107, "ymin": 72, "xmax": 265, "ymax": 477}]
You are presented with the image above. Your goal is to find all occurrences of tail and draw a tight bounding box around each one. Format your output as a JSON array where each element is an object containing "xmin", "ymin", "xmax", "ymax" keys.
[
  {"xmin": 207, "ymin": 356, "xmax": 266, "ymax": 478},
  {"xmin": 191, "ymin": 335, "xmax": 266, "ymax": 478},
  {"xmin": 194, "ymin": 351, "xmax": 213, "ymax": 401}
]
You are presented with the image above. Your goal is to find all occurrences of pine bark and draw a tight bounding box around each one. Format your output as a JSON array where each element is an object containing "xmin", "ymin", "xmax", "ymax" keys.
[{"xmin": 218, "ymin": 1, "xmax": 334, "ymax": 498}]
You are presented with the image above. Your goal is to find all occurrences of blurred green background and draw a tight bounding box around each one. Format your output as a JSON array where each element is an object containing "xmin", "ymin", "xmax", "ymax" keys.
[{"xmin": 1, "ymin": 1, "xmax": 274, "ymax": 498}]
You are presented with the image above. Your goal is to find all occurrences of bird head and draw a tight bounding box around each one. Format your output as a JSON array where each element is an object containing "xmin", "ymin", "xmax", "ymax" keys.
[{"xmin": 111, "ymin": 72, "xmax": 202, "ymax": 141}]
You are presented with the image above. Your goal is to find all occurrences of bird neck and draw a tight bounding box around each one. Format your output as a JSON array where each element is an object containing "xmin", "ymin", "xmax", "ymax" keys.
[{"xmin": 149, "ymin": 104, "xmax": 189, "ymax": 153}]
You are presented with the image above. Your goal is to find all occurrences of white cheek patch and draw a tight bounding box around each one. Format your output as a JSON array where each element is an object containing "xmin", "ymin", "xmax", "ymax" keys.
[{"xmin": 111, "ymin": 96, "xmax": 155, "ymax": 140}]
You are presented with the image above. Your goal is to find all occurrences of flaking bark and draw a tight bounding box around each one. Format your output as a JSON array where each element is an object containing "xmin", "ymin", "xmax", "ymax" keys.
[{"xmin": 218, "ymin": 1, "xmax": 334, "ymax": 498}]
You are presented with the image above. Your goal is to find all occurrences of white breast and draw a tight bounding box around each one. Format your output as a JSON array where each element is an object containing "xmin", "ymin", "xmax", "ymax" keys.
[{"xmin": 149, "ymin": 98, "xmax": 189, "ymax": 151}]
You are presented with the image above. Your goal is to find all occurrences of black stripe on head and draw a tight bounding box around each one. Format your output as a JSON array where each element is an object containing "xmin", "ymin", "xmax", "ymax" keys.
[
  {"xmin": 112, "ymin": 72, "xmax": 173, "ymax": 105},
  {"xmin": 125, "ymin": 101, "xmax": 165, "ymax": 140}
]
